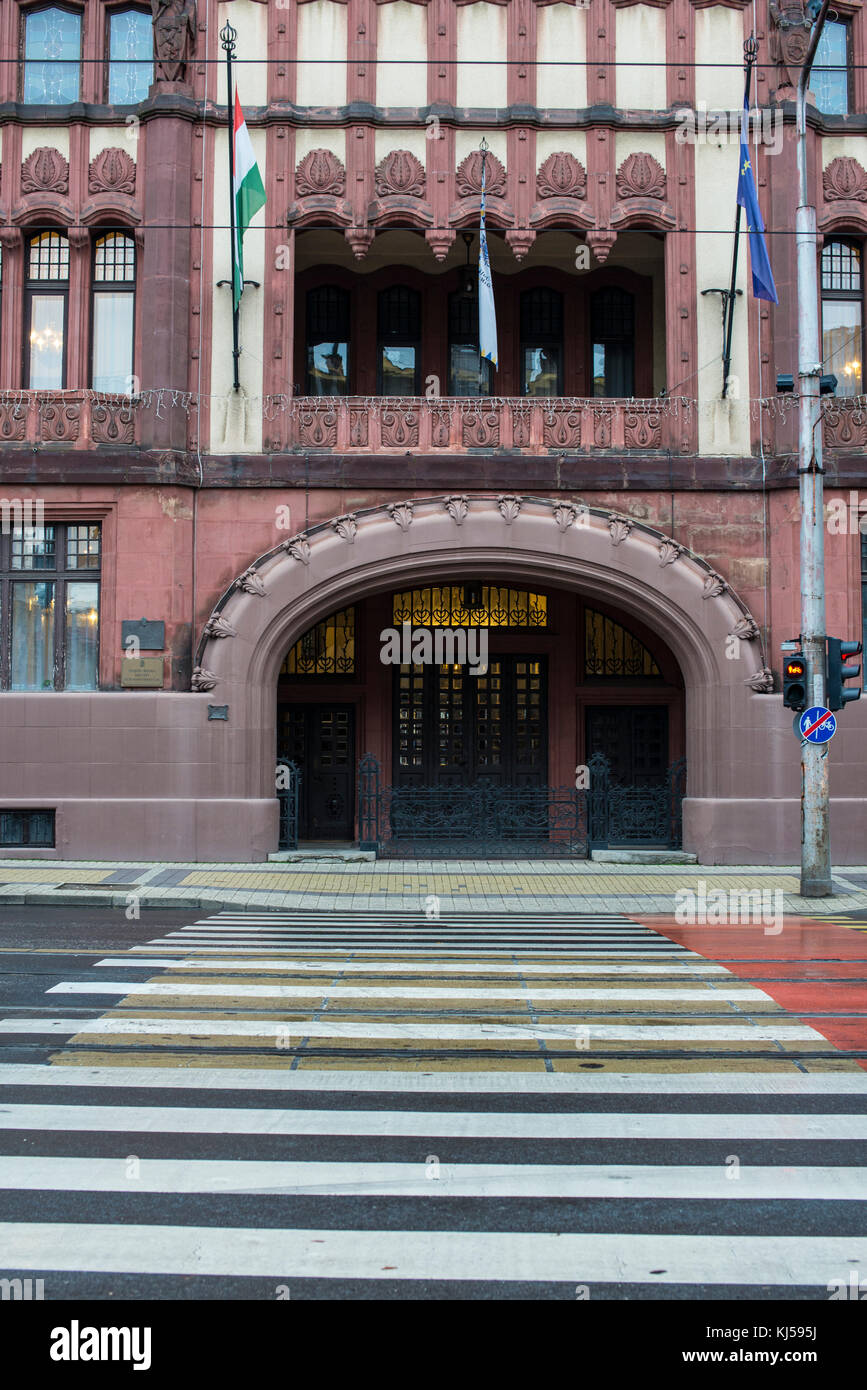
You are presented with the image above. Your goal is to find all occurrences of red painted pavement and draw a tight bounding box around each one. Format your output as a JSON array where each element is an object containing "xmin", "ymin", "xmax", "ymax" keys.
[{"xmin": 634, "ymin": 915, "xmax": 867, "ymax": 1068}]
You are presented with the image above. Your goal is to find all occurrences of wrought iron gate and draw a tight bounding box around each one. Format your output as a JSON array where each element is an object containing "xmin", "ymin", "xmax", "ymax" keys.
[
  {"xmin": 357, "ymin": 751, "xmax": 686, "ymax": 858},
  {"xmin": 276, "ymin": 757, "xmax": 300, "ymax": 851}
]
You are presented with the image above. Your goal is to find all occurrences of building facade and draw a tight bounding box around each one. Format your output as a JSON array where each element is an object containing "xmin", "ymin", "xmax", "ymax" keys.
[{"xmin": 0, "ymin": 0, "xmax": 865, "ymax": 863}]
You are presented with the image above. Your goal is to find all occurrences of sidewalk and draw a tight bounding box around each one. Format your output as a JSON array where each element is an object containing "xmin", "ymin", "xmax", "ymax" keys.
[{"xmin": 1, "ymin": 858, "xmax": 866, "ymax": 915}]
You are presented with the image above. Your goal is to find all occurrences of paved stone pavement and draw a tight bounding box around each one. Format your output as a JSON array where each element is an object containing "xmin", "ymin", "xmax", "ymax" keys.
[{"xmin": 0, "ymin": 858, "xmax": 866, "ymax": 916}]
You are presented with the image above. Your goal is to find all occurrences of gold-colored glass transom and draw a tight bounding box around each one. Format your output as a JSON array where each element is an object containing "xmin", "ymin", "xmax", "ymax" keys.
[
  {"xmin": 392, "ymin": 586, "xmax": 547, "ymax": 628},
  {"xmin": 585, "ymin": 608, "xmax": 660, "ymax": 678},
  {"xmin": 281, "ymin": 607, "xmax": 355, "ymax": 676}
]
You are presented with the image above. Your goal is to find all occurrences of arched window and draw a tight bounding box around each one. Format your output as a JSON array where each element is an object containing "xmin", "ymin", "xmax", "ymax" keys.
[
  {"xmin": 107, "ymin": 6, "xmax": 153, "ymax": 105},
  {"xmin": 92, "ymin": 232, "xmax": 136, "ymax": 392},
  {"xmin": 23, "ymin": 6, "xmax": 82, "ymax": 105},
  {"xmin": 305, "ymin": 286, "xmax": 350, "ymax": 395},
  {"xmin": 591, "ymin": 287, "xmax": 635, "ymax": 397},
  {"xmin": 821, "ymin": 240, "xmax": 863, "ymax": 398},
  {"xmin": 521, "ymin": 288, "xmax": 563, "ymax": 396},
  {"xmin": 25, "ymin": 231, "xmax": 69, "ymax": 389},
  {"xmin": 377, "ymin": 286, "xmax": 420, "ymax": 395}
]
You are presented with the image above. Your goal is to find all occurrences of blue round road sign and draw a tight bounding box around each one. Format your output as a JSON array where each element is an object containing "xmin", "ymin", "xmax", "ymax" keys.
[{"xmin": 798, "ymin": 706, "xmax": 837, "ymax": 743}]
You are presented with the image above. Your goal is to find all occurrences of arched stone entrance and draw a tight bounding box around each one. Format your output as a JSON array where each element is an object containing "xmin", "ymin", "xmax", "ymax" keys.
[{"xmin": 193, "ymin": 495, "xmax": 771, "ymax": 859}]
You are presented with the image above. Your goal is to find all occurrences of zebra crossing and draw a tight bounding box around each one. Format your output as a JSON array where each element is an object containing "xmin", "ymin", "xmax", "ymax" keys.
[{"xmin": 1, "ymin": 908, "xmax": 866, "ymax": 1297}]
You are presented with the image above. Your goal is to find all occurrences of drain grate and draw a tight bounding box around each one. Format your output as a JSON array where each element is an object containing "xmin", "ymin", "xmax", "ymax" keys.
[{"xmin": 54, "ymin": 882, "xmax": 141, "ymax": 891}]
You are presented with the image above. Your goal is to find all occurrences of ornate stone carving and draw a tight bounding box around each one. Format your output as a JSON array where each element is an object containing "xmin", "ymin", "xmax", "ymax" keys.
[
  {"xmin": 295, "ymin": 148, "xmax": 346, "ymax": 197},
  {"xmin": 381, "ymin": 407, "xmax": 419, "ymax": 449},
  {"xmin": 823, "ymin": 400, "xmax": 867, "ymax": 450},
  {"xmin": 0, "ymin": 401, "xmax": 26, "ymax": 441},
  {"xmin": 236, "ymin": 568, "xmax": 267, "ymax": 596},
  {"xmin": 191, "ymin": 666, "xmax": 218, "ymax": 692},
  {"xmin": 608, "ymin": 513, "xmax": 633, "ymax": 546},
  {"xmin": 388, "ymin": 501, "xmax": 414, "ymax": 531},
  {"xmin": 702, "ymin": 573, "xmax": 728, "ymax": 599},
  {"xmin": 455, "ymin": 151, "xmax": 507, "ymax": 199},
  {"xmin": 497, "ymin": 494, "xmax": 522, "ymax": 525},
  {"xmin": 536, "ymin": 152, "xmax": 586, "ymax": 200},
  {"xmin": 91, "ymin": 400, "xmax": 135, "ymax": 445},
  {"xmin": 593, "ymin": 409, "xmax": 612, "ymax": 447},
  {"xmin": 462, "ymin": 409, "xmax": 500, "ymax": 449},
  {"xmin": 511, "ymin": 405, "xmax": 531, "ymax": 447},
  {"xmin": 586, "ymin": 229, "xmax": 616, "ymax": 264},
  {"xmin": 658, "ymin": 540, "xmax": 684, "ymax": 567},
  {"xmin": 624, "ymin": 404, "xmax": 662, "ymax": 449},
  {"xmin": 731, "ymin": 616, "xmax": 760, "ymax": 642},
  {"xmin": 823, "ymin": 157, "xmax": 867, "ymax": 204},
  {"xmin": 88, "ymin": 147, "xmax": 136, "ymax": 195},
  {"xmin": 284, "ymin": 534, "xmax": 311, "ymax": 565},
  {"xmin": 151, "ymin": 0, "xmax": 197, "ymax": 84},
  {"xmin": 445, "ymin": 495, "xmax": 469, "ymax": 526},
  {"xmin": 426, "ymin": 228, "xmax": 456, "ymax": 262},
  {"xmin": 345, "ymin": 227, "xmax": 375, "ymax": 260},
  {"xmin": 543, "ymin": 406, "xmax": 581, "ymax": 450},
  {"xmin": 616, "ymin": 152, "xmax": 665, "ymax": 202},
  {"xmin": 505, "ymin": 229, "xmax": 535, "ymax": 262},
  {"xmin": 40, "ymin": 401, "xmax": 80, "ymax": 442},
  {"xmin": 769, "ymin": 2, "xmax": 812, "ymax": 93},
  {"xmin": 21, "ymin": 147, "xmax": 69, "ymax": 195},
  {"xmin": 333, "ymin": 513, "xmax": 358, "ymax": 544},
  {"xmin": 553, "ymin": 502, "xmax": 580, "ymax": 532},
  {"xmin": 374, "ymin": 149, "xmax": 425, "ymax": 198},
  {"xmin": 349, "ymin": 406, "xmax": 368, "ymax": 446},
  {"xmin": 745, "ymin": 668, "xmax": 774, "ymax": 693},
  {"xmin": 203, "ymin": 612, "xmax": 237, "ymax": 639},
  {"xmin": 296, "ymin": 403, "xmax": 337, "ymax": 449}
]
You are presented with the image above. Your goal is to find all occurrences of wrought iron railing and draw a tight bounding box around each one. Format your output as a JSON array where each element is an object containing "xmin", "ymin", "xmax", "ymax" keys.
[
  {"xmin": 587, "ymin": 751, "xmax": 686, "ymax": 849},
  {"xmin": 276, "ymin": 756, "xmax": 300, "ymax": 851}
]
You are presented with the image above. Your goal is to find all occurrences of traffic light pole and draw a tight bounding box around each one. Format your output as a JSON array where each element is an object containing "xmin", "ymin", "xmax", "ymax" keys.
[{"xmin": 796, "ymin": 0, "xmax": 832, "ymax": 897}]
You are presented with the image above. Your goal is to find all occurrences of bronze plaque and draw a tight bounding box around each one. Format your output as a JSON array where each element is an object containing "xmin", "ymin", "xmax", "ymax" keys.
[{"xmin": 121, "ymin": 657, "xmax": 164, "ymax": 688}]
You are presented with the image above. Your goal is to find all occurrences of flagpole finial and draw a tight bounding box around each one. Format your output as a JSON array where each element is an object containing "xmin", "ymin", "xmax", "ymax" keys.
[
  {"xmin": 744, "ymin": 33, "xmax": 758, "ymax": 66},
  {"xmin": 479, "ymin": 136, "xmax": 489, "ymax": 154},
  {"xmin": 220, "ymin": 21, "xmax": 237, "ymax": 54}
]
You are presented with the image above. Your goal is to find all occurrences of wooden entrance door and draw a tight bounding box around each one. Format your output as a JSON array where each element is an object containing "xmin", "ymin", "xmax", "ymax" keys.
[
  {"xmin": 585, "ymin": 705, "xmax": 669, "ymax": 785},
  {"xmin": 278, "ymin": 704, "xmax": 355, "ymax": 839}
]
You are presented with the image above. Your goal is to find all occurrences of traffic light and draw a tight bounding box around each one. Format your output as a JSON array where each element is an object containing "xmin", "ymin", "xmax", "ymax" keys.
[
  {"xmin": 782, "ymin": 652, "xmax": 808, "ymax": 711},
  {"xmin": 826, "ymin": 637, "xmax": 862, "ymax": 711}
]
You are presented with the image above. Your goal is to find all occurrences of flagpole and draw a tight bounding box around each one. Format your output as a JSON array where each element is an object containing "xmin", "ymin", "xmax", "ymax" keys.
[
  {"xmin": 721, "ymin": 35, "xmax": 757, "ymax": 400},
  {"xmin": 479, "ymin": 137, "xmax": 488, "ymax": 393},
  {"xmin": 220, "ymin": 21, "xmax": 241, "ymax": 391}
]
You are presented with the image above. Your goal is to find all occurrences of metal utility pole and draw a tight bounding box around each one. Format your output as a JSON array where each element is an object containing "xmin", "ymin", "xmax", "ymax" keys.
[{"xmin": 796, "ymin": 0, "xmax": 831, "ymax": 896}]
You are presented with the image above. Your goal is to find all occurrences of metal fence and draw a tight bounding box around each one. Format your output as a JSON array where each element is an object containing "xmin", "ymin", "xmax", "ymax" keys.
[{"xmin": 276, "ymin": 757, "xmax": 300, "ymax": 851}]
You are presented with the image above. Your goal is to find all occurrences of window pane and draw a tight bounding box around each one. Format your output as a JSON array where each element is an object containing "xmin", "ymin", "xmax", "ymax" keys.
[
  {"xmin": 822, "ymin": 241, "xmax": 861, "ymax": 292},
  {"xmin": 823, "ymin": 301, "xmax": 862, "ymax": 397},
  {"xmin": 523, "ymin": 346, "xmax": 561, "ymax": 396},
  {"xmin": 66, "ymin": 524, "xmax": 101, "ymax": 570},
  {"xmin": 307, "ymin": 342, "xmax": 348, "ymax": 395},
  {"xmin": 814, "ymin": 21, "xmax": 849, "ymax": 115},
  {"xmin": 381, "ymin": 345, "xmax": 416, "ymax": 395},
  {"xmin": 0, "ymin": 814, "xmax": 25, "ymax": 847},
  {"xmin": 11, "ymin": 582, "xmax": 55, "ymax": 690},
  {"xmin": 449, "ymin": 344, "xmax": 491, "ymax": 396},
  {"xmin": 29, "ymin": 232, "xmax": 69, "ymax": 281},
  {"xmin": 94, "ymin": 234, "xmax": 136, "ymax": 283},
  {"xmin": 109, "ymin": 9, "xmax": 154, "ymax": 104},
  {"xmin": 28, "ymin": 295, "xmax": 65, "ymax": 388},
  {"xmin": 11, "ymin": 525, "xmax": 55, "ymax": 571},
  {"xmin": 64, "ymin": 582, "xmax": 99, "ymax": 690},
  {"xmin": 93, "ymin": 293, "xmax": 134, "ymax": 391},
  {"xmin": 593, "ymin": 341, "xmax": 634, "ymax": 397},
  {"xmin": 24, "ymin": 8, "xmax": 81, "ymax": 104}
]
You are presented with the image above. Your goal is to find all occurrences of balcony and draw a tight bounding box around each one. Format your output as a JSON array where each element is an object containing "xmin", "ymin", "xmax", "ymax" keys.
[
  {"xmin": 0, "ymin": 392, "xmax": 139, "ymax": 449},
  {"xmin": 279, "ymin": 395, "xmax": 687, "ymax": 456}
]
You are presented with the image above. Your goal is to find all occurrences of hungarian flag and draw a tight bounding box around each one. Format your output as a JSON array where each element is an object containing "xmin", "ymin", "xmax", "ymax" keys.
[{"xmin": 232, "ymin": 90, "xmax": 266, "ymax": 311}]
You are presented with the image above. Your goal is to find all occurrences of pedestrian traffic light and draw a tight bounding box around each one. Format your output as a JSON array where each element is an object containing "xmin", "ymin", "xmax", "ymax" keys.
[
  {"xmin": 782, "ymin": 652, "xmax": 808, "ymax": 711},
  {"xmin": 826, "ymin": 637, "xmax": 862, "ymax": 711}
]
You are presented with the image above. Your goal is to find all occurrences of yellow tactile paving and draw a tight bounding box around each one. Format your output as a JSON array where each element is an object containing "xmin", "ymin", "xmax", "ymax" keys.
[
  {"xmin": 0, "ymin": 868, "xmax": 116, "ymax": 883},
  {"xmin": 177, "ymin": 870, "xmax": 802, "ymax": 895}
]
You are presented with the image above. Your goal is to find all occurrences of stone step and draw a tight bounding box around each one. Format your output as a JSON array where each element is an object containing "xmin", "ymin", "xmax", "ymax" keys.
[{"xmin": 590, "ymin": 849, "xmax": 699, "ymax": 865}]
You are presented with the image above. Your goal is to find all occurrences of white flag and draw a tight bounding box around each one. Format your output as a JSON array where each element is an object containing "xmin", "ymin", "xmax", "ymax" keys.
[{"xmin": 478, "ymin": 157, "xmax": 498, "ymax": 369}]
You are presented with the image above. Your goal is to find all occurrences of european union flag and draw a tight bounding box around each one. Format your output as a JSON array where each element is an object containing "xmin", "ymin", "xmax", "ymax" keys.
[{"xmin": 736, "ymin": 102, "xmax": 778, "ymax": 304}]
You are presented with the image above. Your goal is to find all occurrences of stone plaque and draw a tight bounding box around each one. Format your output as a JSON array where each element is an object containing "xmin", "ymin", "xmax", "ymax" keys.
[
  {"xmin": 121, "ymin": 657, "xmax": 164, "ymax": 688},
  {"xmin": 121, "ymin": 619, "xmax": 165, "ymax": 651}
]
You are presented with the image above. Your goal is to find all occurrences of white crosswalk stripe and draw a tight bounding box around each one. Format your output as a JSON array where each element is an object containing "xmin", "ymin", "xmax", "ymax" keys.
[{"xmin": 2, "ymin": 910, "xmax": 866, "ymax": 1297}]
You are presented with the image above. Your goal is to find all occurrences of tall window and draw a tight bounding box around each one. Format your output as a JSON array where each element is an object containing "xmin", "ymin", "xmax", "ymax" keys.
[
  {"xmin": 448, "ymin": 290, "xmax": 492, "ymax": 396},
  {"xmin": 591, "ymin": 287, "xmax": 635, "ymax": 397},
  {"xmin": 521, "ymin": 288, "xmax": 563, "ymax": 396},
  {"xmin": 0, "ymin": 522, "xmax": 100, "ymax": 691},
  {"xmin": 25, "ymin": 232, "xmax": 69, "ymax": 389},
  {"xmin": 92, "ymin": 233, "xmax": 136, "ymax": 391},
  {"xmin": 813, "ymin": 19, "xmax": 851, "ymax": 115},
  {"xmin": 107, "ymin": 7, "xmax": 153, "ymax": 104},
  {"xmin": 822, "ymin": 240, "xmax": 862, "ymax": 397},
  {"xmin": 862, "ymin": 531, "xmax": 867, "ymax": 685},
  {"xmin": 23, "ymin": 6, "xmax": 82, "ymax": 104},
  {"xmin": 306, "ymin": 286, "xmax": 349, "ymax": 395},
  {"xmin": 377, "ymin": 286, "xmax": 420, "ymax": 395}
]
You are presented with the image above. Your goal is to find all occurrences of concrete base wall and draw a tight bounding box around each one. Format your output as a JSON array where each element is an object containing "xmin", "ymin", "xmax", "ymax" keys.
[{"xmin": 684, "ymin": 797, "xmax": 867, "ymax": 865}]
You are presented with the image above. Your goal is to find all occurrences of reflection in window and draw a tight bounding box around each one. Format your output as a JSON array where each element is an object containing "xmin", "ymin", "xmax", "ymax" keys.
[
  {"xmin": 822, "ymin": 241, "xmax": 862, "ymax": 398},
  {"xmin": 11, "ymin": 582, "xmax": 55, "ymax": 690},
  {"xmin": 92, "ymin": 233, "xmax": 136, "ymax": 392},
  {"xmin": 64, "ymin": 582, "xmax": 99, "ymax": 689},
  {"xmin": 591, "ymin": 287, "xmax": 635, "ymax": 397},
  {"xmin": 813, "ymin": 20, "xmax": 850, "ymax": 115},
  {"xmin": 2, "ymin": 523, "xmax": 101, "ymax": 691},
  {"xmin": 26, "ymin": 232, "xmax": 69, "ymax": 389},
  {"xmin": 108, "ymin": 8, "xmax": 153, "ymax": 104},
  {"xmin": 521, "ymin": 289, "xmax": 563, "ymax": 396},
  {"xmin": 378, "ymin": 287, "xmax": 420, "ymax": 395},
  {"xmin": 448, "ymin": 290, "xmax": 492, "ymax": 396},
  {"xmin": 306, "ymin": 286, "xmax": 349, "ymax": 395},
  {"xmin": 24, "ymin": 7, "xmax": 81, "ymax": 105}
]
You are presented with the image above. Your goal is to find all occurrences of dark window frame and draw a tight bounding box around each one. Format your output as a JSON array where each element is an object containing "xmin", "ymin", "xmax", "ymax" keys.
[
  {"xmin": 376, "ymin": 284, "xmax": 421, "ymax": 396},
  {"xmin": 0, "ymin": 809, "xmax": 56, "ymax": 847},
  {"xmin": 813, "ymin": 15, "xmax": 854, "ymax": 116},
  {"xmin": 520, "ymin": 287, "xmax": 564, "ymax": 396},
  {"xmin": 20, "ymin": 2, "xmax": 84, "ymax": 105},
  {"xmin": 447, "ymin": 286, "xmax": 493, "ymax": 396},
  {"xmin": 861, "ymin": 531, "xmax": 867, "ymax": 687},
  {"xmin": 821, "ymin": 237, "xmax": 864, "ymax": 398},
  {"xmin": 590, "ymin": 285, "xmax": 636, "ymax": 398},
  {"xmin": 103, "ymin": 2, "xmax": 154, "ymax": 105},
  {"xmin": 23, "ymin": 228, "xmax": 70, "ymax": 390},
  {"xmin": 90, "ymin": 229, "xmax": 137, "ymax": 391},
  {"xmin": 0, "ymin": 521, "xmax": 101, "ymax": 691}
]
